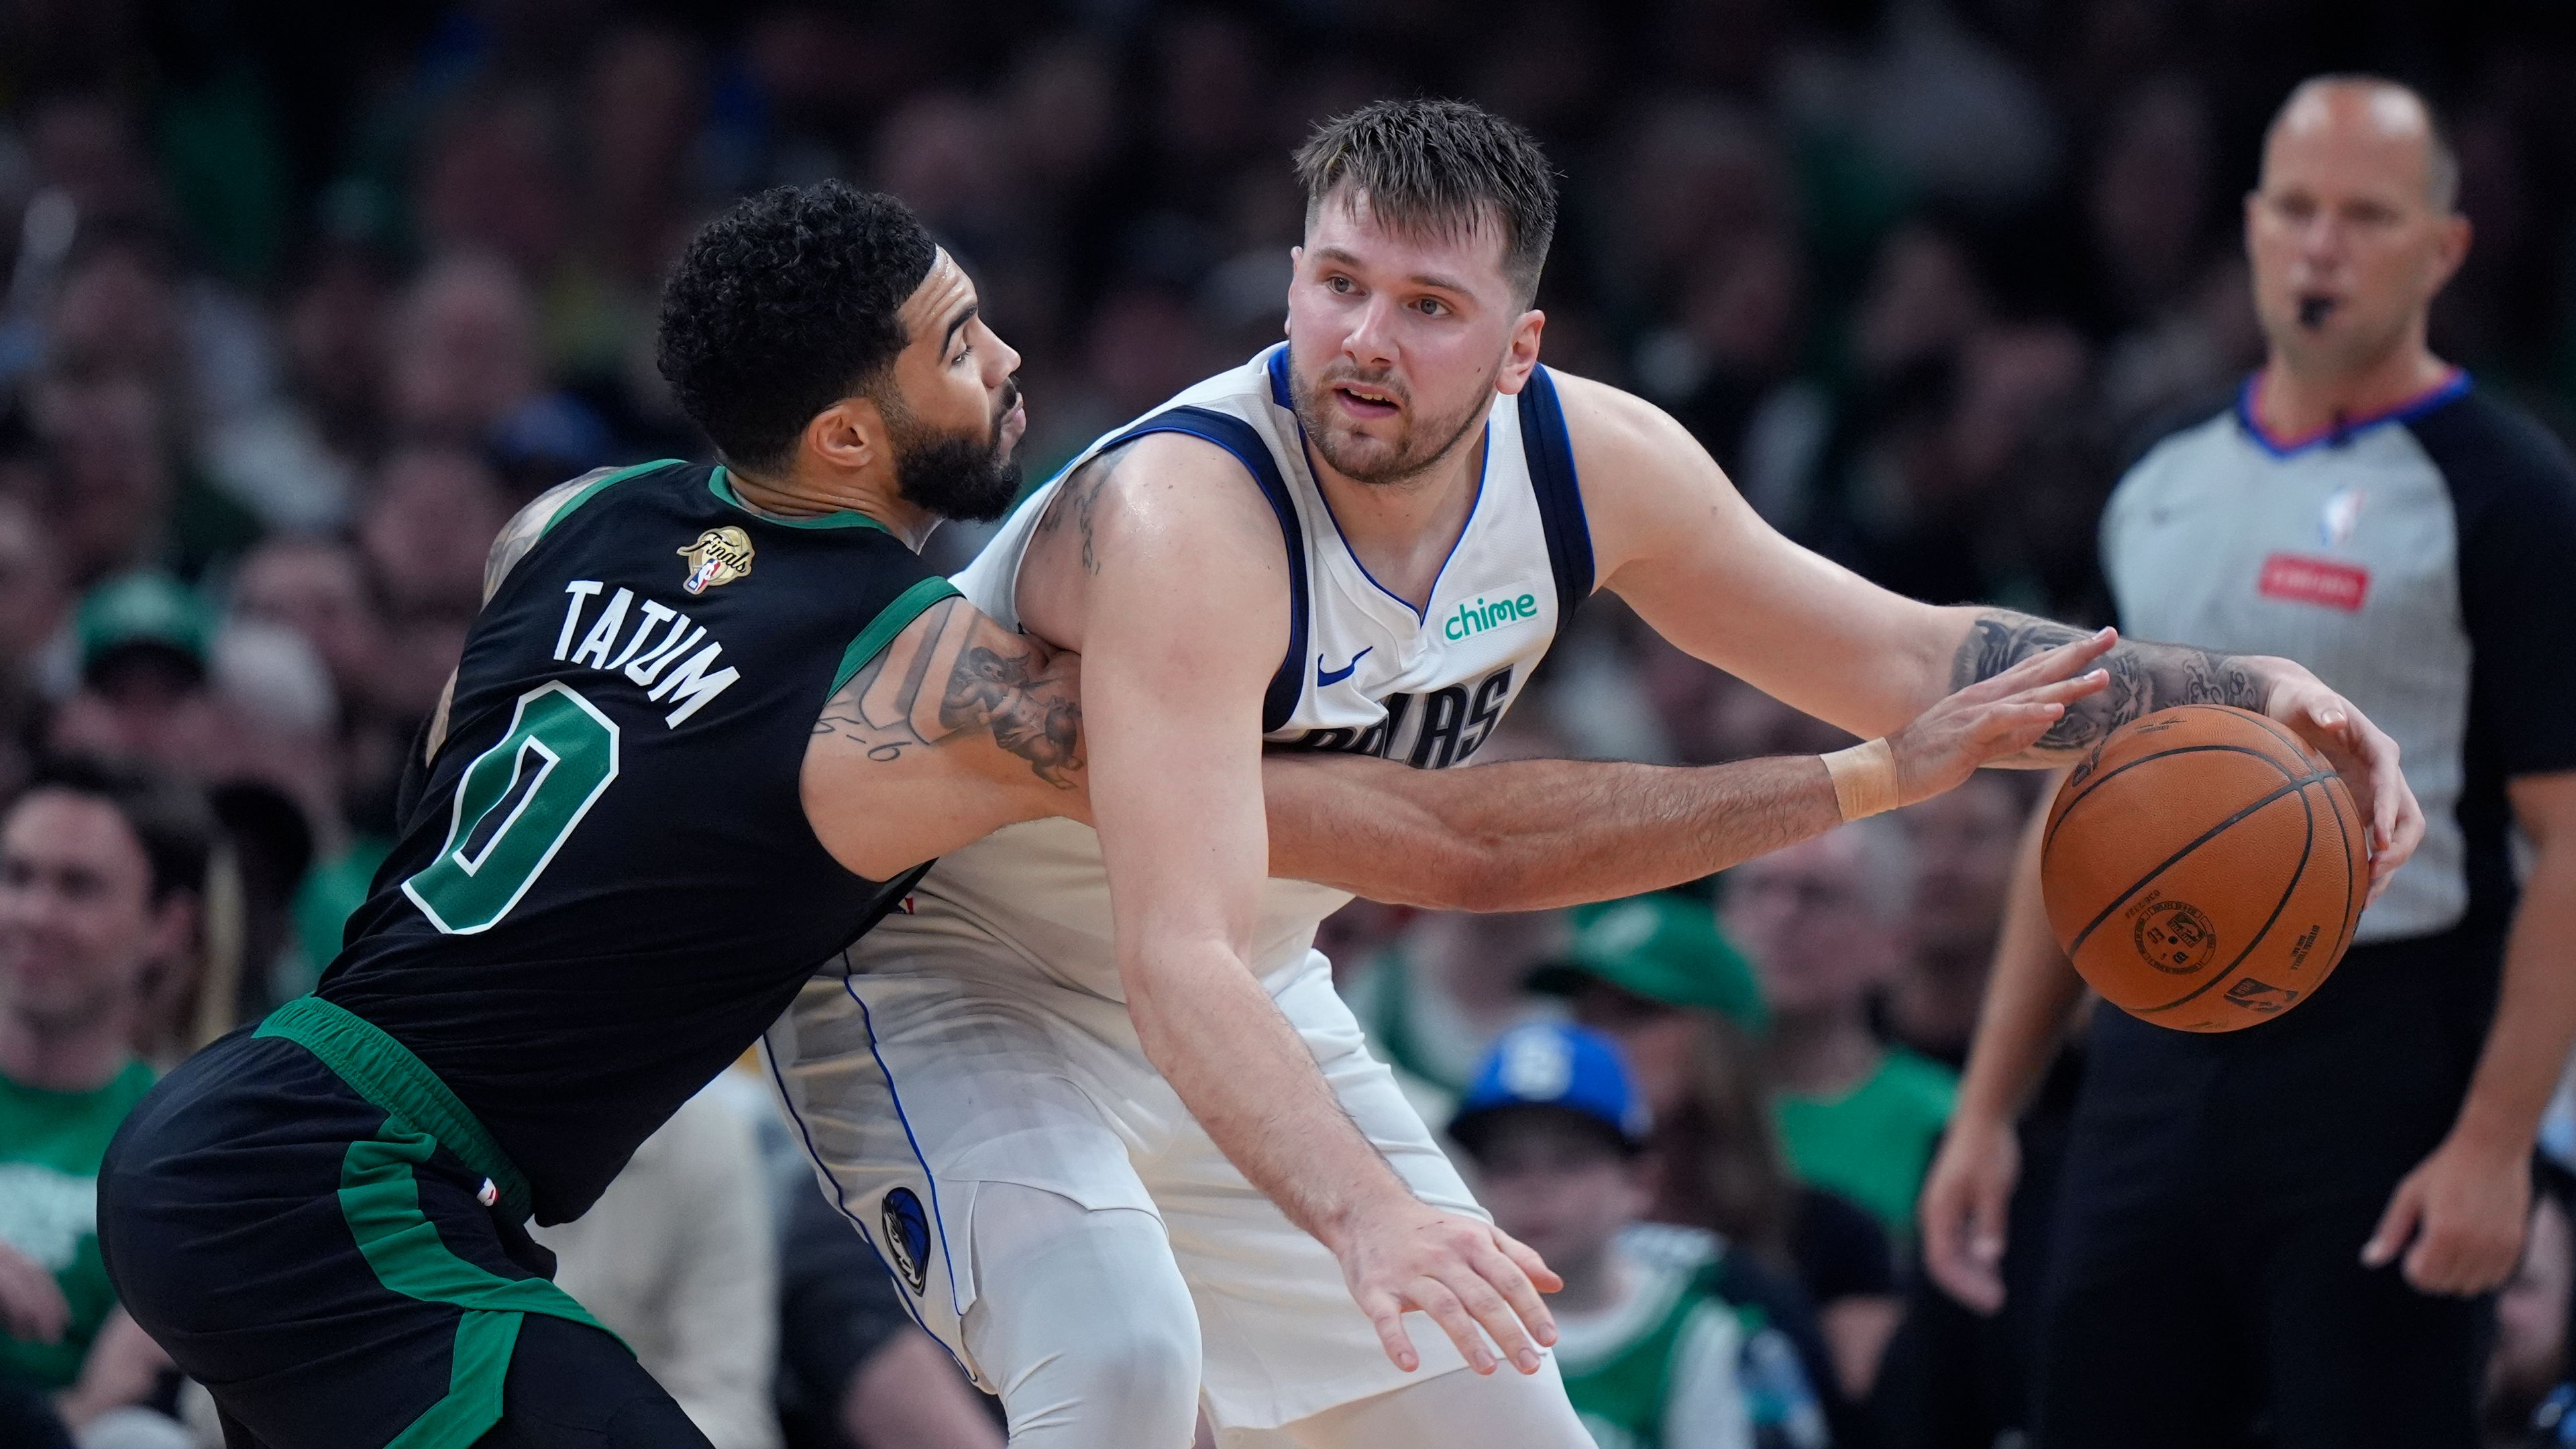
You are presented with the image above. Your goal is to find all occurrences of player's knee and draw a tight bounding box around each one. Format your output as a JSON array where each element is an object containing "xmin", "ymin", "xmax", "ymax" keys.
[{"xmin": 963, "ymin": 1189, "xmax": 1202, "ymax": 1442}]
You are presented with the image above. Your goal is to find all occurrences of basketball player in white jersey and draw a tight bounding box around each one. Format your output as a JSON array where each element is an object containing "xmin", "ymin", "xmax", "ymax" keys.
[{"xmin": 767, "ymin": 101, "xmax": 2425, "ymax": 1448}]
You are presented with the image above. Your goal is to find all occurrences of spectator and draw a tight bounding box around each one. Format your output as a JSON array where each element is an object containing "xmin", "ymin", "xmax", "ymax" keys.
[
  {"xmin": 1452, "ymin": 1021, "xmax": 1762, "ymax": 1449},
  {"xmin": 1880, "ymin": 773, "xmax": 2031, "ymax": 1067},
  {"xmin": 1533, "ymin": 895, "xmax": 1879, "ymax": 1424},
  {"xmin": 0, "ymin": 757, "xmax": 215, "ymax": 1448},
  {"xmin": 773, "ymin": 1165, "xmax": 1002, "ymax": 1449},
  {"xmin": 529, "ymin": 1085, "xmax": 784, "ymax": 1449},
  {"xmin": 1723, "ymin": 822, "xmax": 1955, "ymax": 1246},
  {"xmin": 31, "ymin": 372, "xmax": 262, "ymax": 588},
  {"xmin": 48, "ymin": 574, "xmax": 229, "ymax": 780},
  {"xmin": 357, "ymin": 444, "xmax": 514, "ymax": 616},
  {"xmin": 2489, "ymin": 1161, "xmax": 2576, "ymax": 1446},
  {"xmin": 1342, "ymin": 908, "xmax": 1567, "ymax": 1104}
]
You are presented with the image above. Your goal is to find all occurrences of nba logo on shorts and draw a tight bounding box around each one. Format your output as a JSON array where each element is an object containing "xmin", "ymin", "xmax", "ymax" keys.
[{"xmin": 881, "ymin": 1187, "xmax": 932, "ymax": 1295}]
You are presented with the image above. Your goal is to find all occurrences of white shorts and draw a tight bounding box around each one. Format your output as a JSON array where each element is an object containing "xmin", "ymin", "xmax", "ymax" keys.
[{"xmin": 761, "ymin": 926, "xmax": 1487, "ymax": 1430}]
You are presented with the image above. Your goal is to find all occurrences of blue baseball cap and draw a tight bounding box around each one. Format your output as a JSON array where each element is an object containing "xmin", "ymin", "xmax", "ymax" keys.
[{"xmin": 1448, "ymin": 1022, "xmax": 1650, "ymax": 1157}]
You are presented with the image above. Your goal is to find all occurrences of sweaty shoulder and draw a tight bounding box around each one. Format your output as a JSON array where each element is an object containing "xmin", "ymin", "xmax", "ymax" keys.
[
  {"xmin": 1543, "ymin": 367, "xmax": 1758, "ymax": 586},
  {"xmin": 1548, "ymin": 368, "xmax": 1701, "ymax": 478},
  {"xmin": 1018, "ymin": 430, "xmax": 1288, "ymax": 652}
]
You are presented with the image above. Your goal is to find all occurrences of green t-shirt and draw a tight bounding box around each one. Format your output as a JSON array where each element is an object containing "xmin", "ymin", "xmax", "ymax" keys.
[
  {"xmin": 1772, "ymin": 1047, "xmax": 1957, "ymax": 1241},
  {"xmin": 0, "ymin": 1059, "xmax": 158, "ymax": 1388}
]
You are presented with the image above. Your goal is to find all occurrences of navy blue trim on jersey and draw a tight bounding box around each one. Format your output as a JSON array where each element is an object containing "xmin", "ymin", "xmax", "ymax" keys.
[
  {"xmin": 1265, "ymin": 343, "xmax": 1494, "ymax": 627},
  {"xmin": 1516, "ymin": 365, "xmax": 1593, "ymax": 631},
  {"xmin": 1100, "ymin": 406, "xmax": 1309, "ymax": 732},
  {"xmin": 1311, "ymin": 424, "xmax": 1492, "ymax": 626},
  {"xmin": 2233, "ymin": 369, "xmax": 2473, "ymax": 460}
]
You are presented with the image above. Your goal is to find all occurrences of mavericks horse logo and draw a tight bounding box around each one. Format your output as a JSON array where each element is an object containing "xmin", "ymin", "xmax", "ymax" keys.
[
  {"xmin": 678, "ymin": 527, "xmax": 755, "ymax": 594},
  {"xmin": 881, "ymin": 1187, "xmax": 932, "ymax": 1295}
]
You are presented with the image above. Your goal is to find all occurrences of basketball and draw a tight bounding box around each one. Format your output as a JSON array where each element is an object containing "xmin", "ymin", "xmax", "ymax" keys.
[{"xmin": 2039, "ymin": 704, "xmax": 2368, "ymax": 1032}]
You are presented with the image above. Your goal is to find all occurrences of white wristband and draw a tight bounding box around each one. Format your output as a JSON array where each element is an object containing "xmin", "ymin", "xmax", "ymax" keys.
[{"xmin": 1821, "ymin": 738, "xmax": 1900, "ymax": 820}]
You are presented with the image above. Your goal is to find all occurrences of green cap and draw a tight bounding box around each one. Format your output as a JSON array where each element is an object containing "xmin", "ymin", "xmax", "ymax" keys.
[
  {"xmin": 1527, "ymin": 893, "xmax": 1769, "ymax": 1034},
  {"xmin": 75, "ymin": 572, "xmax": 217, "ymax": 681}
]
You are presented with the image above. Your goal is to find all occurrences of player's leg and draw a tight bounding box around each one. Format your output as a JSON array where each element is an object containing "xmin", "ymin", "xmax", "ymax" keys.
[
  {"xmin": 1155, "ymin": 959, "xmax": 1584, "ymax": 1444},
  {"xmin": 957, "ymin": 1181, "xmax": 1203, "ymax": 1447},
  {"xmin": 102, "ymin": 1030, "xmax": 653, "ymax": 1448},
  {"xmin": 1222, "ymin": 1354, "xmax": 1590, "ymax": 1449},
  {"xmin": 474, "ymin": 1316, "xmax": 712, "ymax": 1448},
  {"xmin": 766, "ymin": 956, "xmax": 1204, "ymax": 1448}
]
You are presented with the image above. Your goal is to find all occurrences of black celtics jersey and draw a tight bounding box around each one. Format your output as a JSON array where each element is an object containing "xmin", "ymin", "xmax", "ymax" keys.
[{"xmin": 319, "ymin": 460, "xmax": 957, "ymax": 1224}]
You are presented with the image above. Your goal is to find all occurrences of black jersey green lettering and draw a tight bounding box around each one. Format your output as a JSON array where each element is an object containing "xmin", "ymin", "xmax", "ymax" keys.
[{"xmin": 320, "ymin": 461, "xmax": 955, "ymax": 1224}]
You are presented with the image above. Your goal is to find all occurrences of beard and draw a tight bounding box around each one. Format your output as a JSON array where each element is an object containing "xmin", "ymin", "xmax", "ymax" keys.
[
  {"xmin": 883, "ymin": 380, "xmax": 1024, "ymax": 523},
  {"xmin": 1290, "ymin": 358, "xmax": 1496, "ymax": 487}
]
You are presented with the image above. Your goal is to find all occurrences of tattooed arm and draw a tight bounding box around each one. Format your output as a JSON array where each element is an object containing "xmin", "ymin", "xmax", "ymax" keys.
[
  {"xmin": 1949, "ymin": 611, "xmax": 2267, "ymax": 760},
  {"xmin": 800, "ymin": 596, "xmax": 1085, "ymax": 881},
  {"xmin": 1553, "ymin": 368, "xmax": 2422, "ymax": 883}
]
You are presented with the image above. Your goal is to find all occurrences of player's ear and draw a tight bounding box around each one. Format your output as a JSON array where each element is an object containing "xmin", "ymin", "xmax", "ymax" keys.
[
  {"xmin": 1493, "ymin": 309, "xmax": 1545, "ymax": 396},
  {"xmin": 806, "ymin": 395, "xmax": 888, "ymax": 476}
]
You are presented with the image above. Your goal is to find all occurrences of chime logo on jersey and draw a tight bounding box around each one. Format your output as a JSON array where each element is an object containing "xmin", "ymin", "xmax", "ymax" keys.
[
  {"xmin": 1442, "ymin": 591, "xmax": 1540, "ymax": 642},
  {"xmin": 678, "ymin": 526, "xmax": 755, "ymax": 594}
]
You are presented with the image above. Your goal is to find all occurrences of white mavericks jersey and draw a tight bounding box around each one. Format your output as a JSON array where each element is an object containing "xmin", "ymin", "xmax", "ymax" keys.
[{"xmin": 871, "ymin": 343, "xmax": 1594, "ymax": 1002}]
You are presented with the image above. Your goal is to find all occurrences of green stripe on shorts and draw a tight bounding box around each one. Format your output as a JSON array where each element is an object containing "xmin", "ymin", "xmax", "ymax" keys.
[{"xmin": 339, "ymin": 1125, "xmax": 623, "ymax": 1449}]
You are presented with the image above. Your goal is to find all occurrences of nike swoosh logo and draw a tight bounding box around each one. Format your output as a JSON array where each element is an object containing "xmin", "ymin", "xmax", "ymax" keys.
[{"xmin": 1317, "ymin": 647, "xmax": 1373, "ymax": 686}]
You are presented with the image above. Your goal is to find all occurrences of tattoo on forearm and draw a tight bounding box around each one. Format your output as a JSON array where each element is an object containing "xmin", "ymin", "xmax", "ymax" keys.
[
  {"xmin": 1952, "ymin": 611, "xmax": 2266, "ymax": 753},
  {"xmin": 1030, "ymin": 451, "xmax": 1117, "ymax": 575},
  {"xmin": 814, "ymin": 602, "xmax": 1083, "ymax": 788}
]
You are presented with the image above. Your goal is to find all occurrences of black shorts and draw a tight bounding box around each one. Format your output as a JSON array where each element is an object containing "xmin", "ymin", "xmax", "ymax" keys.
[
  {"xmin": 98, "ymin": 1000, "xmax": 710, "ymax": 1449},
  {"xmin": 2034, "ymin": 930, "xmax": 2501, "ymax": 1449}
]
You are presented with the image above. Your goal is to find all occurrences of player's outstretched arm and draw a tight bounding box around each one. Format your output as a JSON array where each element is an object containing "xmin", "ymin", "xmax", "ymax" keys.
[
  {"xmin": 1940, "ymin": 609, "xmax": 2422, "ymax": 894},
  {"xmin": 1550, "ymin": 372, "xmax": 2422, "ymax": 892},
  {"xmin": 802, "ymin": 596, "xmax": 1083, "ymax": 881},
  {"xmin": 1263, "ymin": 627, "xmax": 2112, "ymax": 910},
  {"xmin": 1034, "ymin": 437, "xmax": 1562, "ymax": 1381}
]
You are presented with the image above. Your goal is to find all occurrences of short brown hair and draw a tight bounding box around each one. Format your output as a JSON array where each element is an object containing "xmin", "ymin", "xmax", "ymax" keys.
[
  {"xmin": 19, "ymin": 755, "xmax": 216, "ymax": 903},
  {"xmin": 1293, "ymin": 99, "xmax": 1558, "ymax": 305}
]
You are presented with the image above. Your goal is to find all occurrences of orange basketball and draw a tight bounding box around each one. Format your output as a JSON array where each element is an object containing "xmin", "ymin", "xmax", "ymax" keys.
[{"xmin": 2040, "ymin": 704, "xmax": 2368, "ymax": 1032}]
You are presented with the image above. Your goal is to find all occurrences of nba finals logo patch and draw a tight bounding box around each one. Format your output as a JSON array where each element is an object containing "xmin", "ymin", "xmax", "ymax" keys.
[{"xmin": 678, "ymin": 527, "xmax": 755, "ymax": 594}]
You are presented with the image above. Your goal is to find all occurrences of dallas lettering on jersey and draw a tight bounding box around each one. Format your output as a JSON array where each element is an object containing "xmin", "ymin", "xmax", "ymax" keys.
[
  {"xmin": 1294, "ymin": 664, "xmax": 1515, "ymax": 769},
  {"xmin": 551, "ymin": 580, "xmax": 739, "ymax": 727}
]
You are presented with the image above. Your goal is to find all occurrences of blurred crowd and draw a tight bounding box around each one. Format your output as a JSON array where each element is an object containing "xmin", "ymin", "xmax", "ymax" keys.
[{"xmin": 9, "ymin": 1, "xmax": 2576, "ymax": 1446}]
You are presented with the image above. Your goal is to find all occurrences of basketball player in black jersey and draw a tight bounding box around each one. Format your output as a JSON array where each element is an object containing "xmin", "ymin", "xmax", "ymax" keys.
[{"xmin": 92, "ymin": 183, "xmax": 2110, "ymax": 1449}]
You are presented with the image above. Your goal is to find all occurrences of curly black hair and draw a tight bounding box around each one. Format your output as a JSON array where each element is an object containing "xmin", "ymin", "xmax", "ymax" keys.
[{"xmin": 655, "ymin": 182, "xmax": 938, "ymax": 474}]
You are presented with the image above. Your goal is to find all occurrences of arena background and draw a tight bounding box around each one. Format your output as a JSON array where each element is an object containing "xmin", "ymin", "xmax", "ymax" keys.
[{"xmin": 7, "ymin": 3, "xmax": 2576, "ymax": 1448}]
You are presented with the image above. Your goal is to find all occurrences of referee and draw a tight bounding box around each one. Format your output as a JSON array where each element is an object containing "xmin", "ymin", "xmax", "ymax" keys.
[{"xmin": 1920, "ymin": 76, "xmax": 2576, "ymax": 1447}]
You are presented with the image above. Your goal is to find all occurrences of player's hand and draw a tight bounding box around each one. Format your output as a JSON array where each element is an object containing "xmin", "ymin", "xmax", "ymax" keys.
[
  {"xmin": 2362, "ymin": 1133, "xmax": 2530, "ymax": 1296},
  {"xmin": 1919, "ymin": 1112, "xmax": 2021, "ymax": 1315},
  {"xmin": 0, "ymin": 1241, "xmax": 69, "ymax": 1344},
  {"xmin": 1890, "ymin": 627, "xmax": 2116, "ymax": 804},
  {"xmin": 2253, "ymin": 660, "xmax": 2424, "ymax": 901},
  {"xmin": 1334, "ymin": 1195, "xmax": 1562, "ymax": 1377}
]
